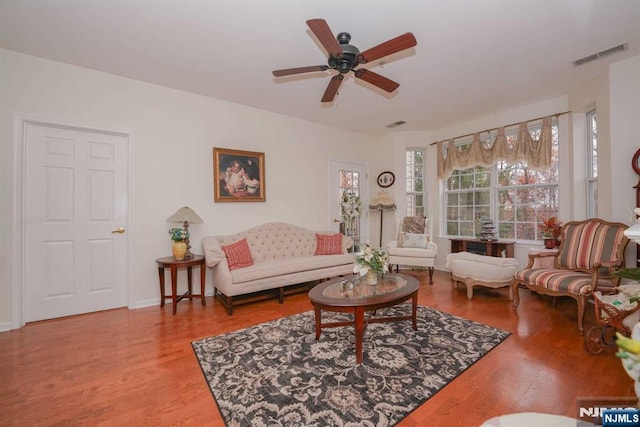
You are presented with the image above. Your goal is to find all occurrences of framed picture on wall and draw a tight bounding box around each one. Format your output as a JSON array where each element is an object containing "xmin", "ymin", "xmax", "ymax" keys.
[{"xmin": 213, "ymin": 147, "xmax": 265, "ymax": 202}]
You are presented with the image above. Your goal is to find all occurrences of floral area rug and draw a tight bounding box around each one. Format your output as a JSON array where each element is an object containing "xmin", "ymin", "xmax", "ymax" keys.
[{"xmin": 191, "ymin": 304, "xmax": 510, "ymax": 427}]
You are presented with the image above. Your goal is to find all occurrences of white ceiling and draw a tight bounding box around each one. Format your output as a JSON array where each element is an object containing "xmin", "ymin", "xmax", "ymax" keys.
[{"xmin": 1, "ymin": 0, "xmax": 639, "ymax": 136}]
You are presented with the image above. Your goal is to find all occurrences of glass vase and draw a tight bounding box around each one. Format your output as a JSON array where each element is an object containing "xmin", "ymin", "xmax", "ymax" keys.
[{"xmin": 366, "ymin": 269, "xmax": 378, "ymax": 285}]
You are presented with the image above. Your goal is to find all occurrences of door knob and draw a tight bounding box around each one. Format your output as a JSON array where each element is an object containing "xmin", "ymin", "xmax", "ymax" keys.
[
  {"xmin": 333, "ymin": 218, "xmax": 342, "ymax": 223},
  {"xmin": 111, "ymin": 227, "xmax": 125, "ymax": 234}
]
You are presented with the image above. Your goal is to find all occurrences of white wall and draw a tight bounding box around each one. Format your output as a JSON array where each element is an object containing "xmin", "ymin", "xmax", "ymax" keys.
[
  {"xmin": 0, "ymin": 49, "xmax": 378, "ymax": 328},
  {"xmin": 610, "ymin": 55, "xmax": 640, "ymax": 225}
]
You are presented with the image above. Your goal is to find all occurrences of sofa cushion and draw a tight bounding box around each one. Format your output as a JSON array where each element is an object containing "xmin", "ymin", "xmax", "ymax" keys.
[
  {"xmin": 399, "ymin": 232, "xmax": 428, "ymax": 248},
  {"xmin": 514, "ymin": 268, "xmax": 595, "ymax": 295},
  {"xmin": 402, "ymin": 216, "xmax": 426, "ymax": 234},
  {"xmin": 446, "ymin": 252, "xmax": 518, "ymax": 282},
  {"xmin": 315, "ymin": 233, "xmax": 343, "ymax": 255},
  {"xmin": 221, "ymin": 238, "xmax": 254, "ymax": 270},
  {"xmin": 230, "ymin": 254, "xmax": 353, "ymax": 284},
  {"xmin": 387, "ymin": 246, "xmax": 437, "ymax": 258}
]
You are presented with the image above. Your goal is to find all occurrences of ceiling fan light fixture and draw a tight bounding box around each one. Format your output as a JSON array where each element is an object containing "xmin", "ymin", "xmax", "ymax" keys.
[{"xmin": 273, "ymin": 19, "xmax": 417, "ymax": 102}]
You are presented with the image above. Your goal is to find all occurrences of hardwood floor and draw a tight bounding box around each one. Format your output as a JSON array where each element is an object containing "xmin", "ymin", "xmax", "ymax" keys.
[{"xmin": 0, "ymin": 269, "xmax": 634, "ymax": 426}]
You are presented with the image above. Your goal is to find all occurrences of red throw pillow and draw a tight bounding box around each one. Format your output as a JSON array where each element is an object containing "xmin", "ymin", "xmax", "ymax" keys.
[
  {"xmin": 221, "ymin": 238, "xmax": 254, "ymax": 270},
  {"xmin": 315, "ymin": 233, "xmax": 343, "ymax": 255}
]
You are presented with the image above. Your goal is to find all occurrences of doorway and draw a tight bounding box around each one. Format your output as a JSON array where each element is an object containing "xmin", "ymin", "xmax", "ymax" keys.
[
  {"xmin": 329, "ymin": 160, "xmax": 368, "ymax": 250},
  {"xmin": 18, "ymin": 119, "xmax": 130, "ymax": 323}
]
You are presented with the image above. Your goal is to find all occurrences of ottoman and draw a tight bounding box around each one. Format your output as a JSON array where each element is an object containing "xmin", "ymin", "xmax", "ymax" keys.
[{"xmin": 445, "ymin": 252, "xmax": 519, "ymax": 299}]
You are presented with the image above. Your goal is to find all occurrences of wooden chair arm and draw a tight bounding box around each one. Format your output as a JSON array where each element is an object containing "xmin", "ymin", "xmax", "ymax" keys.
[{"xmin": 524, "ymin": 251, "xmax": 558, "ymax": 269}]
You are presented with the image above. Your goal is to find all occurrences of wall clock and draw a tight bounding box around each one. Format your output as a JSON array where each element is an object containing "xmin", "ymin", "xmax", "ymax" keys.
[{"xmin": 377, "ymin": 171, "xmax": 395, "ymax": 188}]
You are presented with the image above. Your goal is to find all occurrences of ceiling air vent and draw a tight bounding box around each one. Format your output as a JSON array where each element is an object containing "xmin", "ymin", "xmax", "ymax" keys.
[
  {"xmin": 571, "ymin": 43, "xmax": 628, "ymax": 67},
  {"xmin": 386, "ymin": 120, "xmax": 407, "ymax": 129}
]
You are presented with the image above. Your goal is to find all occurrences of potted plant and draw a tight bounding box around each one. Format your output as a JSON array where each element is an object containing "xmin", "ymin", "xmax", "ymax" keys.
[
  {"xmin": 353, "ymin": 242, "xmax": 389, "ymax": 285},
  {"xmin": 538, "ymin": 216, "xmax": 563, "ymax": 249},
  {"xmin": 168, "ymin": 227, "xmax": 189, "ymax": 260}
]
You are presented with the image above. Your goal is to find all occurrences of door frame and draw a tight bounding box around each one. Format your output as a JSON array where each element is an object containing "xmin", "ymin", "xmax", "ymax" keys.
[
  {"xmin": 328, "ymin": 159, "xmax": 370, "ymax": 245},
  {"xmin": 11, "ymin": 115, "xmax": 134, "ymax": 329}
]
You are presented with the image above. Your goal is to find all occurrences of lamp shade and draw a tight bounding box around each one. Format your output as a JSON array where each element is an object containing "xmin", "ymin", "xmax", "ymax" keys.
[
  {"xmin": 625, "ymin": 222, "xmax": 640, "ymax": 243},
  {"xmin": 167, "ymin": 206, "xmax": 204, "ymax": 224},
  {"xmin": 369, "ymin": 191, "xmax": 397, "ymax": 211}
]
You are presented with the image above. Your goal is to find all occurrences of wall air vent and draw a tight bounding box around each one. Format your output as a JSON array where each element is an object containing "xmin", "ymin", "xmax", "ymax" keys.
[
  {"xmin": 571, "ymin": 43, "xmax": 628, "ymax": 67},
  {"xmin": 386, "ymin": 120, "xmax": 407, "ymax": 129}
]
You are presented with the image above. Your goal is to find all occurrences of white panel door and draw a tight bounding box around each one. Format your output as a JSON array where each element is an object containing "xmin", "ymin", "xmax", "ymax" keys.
[
  {"xmin": 24, "ymin": 123, "xmax": 129, "ymax": 322},
  {"xmin": 330, "ymin": 160, "xmax": 368, "ymax": 250}
]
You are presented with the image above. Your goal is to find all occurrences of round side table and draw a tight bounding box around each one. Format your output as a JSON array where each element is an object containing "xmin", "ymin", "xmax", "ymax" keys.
[{"xmin": 155, "ymin": 255, "xmax": 206, "ymax": 315}]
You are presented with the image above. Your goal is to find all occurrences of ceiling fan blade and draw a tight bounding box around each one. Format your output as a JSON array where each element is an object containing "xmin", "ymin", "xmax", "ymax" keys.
[
  {"xmin": 354, "ymin": 69, "xmax": 399, "ymax": 92},
  {"xmin": 321, "ymin": 75, "xmax": 344, "ymax": 103},
  {"xmin": 358, "ymin": 32, "xmax": 417, "ymax": 64},
  {"xmin": 306, "ymin": 19, "xmax": 342, "ymax": 57},
  {"xmin": 273, "ymin": 65, "xmax": 329, "ymax": 77}
]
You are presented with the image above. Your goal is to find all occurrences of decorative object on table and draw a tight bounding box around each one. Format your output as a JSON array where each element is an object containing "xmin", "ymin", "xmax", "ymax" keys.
[
  {"xmin": 632, "ymin": 148, "xmax": 640, "ymax": 266},
  {"xmin": 167, "ymin": 206, "xmax": 204, "ymax": 260},
  {"xmin": 478, "ymin": 218, "xmax": 498, "ymax": 241},
  {"xmin": 584, "ymin": 286, "xmax": 640, "ymax": 355},
  {"xmin": 369, "ymin": 190, "xmax": 396, "ymax": 246},
  {"xmin": 340, "ymin": 191, "xmax": 361, "ymax": 251},
  {"xmin": 616, "ymin": 322, "xmax": 640, "ymax": 399},
  {"xmin": 168, "ymin": 228, "xmax": 188, "ymax": 261},
  {"xmin": 538, "ymin": 216, "xmax": 562, "ymax": 248},
  {"xmin": 624, "ymin": 211, "xmax": 640, "ymax": 246},
  {"xmin": 192, "ymin": 305, "xmax": 510, "ymax": 427},
  {"xmin": 376, "ymin": 171, "xmax": 395, "ymax": 188},
  {"xmin": 213, "ymin": 147, "xmax": 265, "ymax": 202},
  {"xmin": 353, "ymin": 242, "xmax": 389, "ymax": 285}
]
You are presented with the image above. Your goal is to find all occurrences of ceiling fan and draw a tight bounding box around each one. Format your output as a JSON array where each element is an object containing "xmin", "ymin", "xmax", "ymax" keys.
[{"xmin": 272, "ymin": 19, "xmax": 417, "ymax": 103}]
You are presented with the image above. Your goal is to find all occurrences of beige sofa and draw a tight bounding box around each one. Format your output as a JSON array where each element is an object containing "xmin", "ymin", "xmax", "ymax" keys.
[{"xmin": 202, "ymin": 222, "xmax": 354, "ymax": 314}]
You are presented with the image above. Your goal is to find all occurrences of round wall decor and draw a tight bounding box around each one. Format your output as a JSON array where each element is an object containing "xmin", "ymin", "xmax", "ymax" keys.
[{"xmin": 377, "ymin": 171, "xmax": 395, "ymax": 188}]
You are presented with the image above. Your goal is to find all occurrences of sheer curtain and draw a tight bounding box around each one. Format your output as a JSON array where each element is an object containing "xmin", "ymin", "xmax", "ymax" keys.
[{"xmin": 437, "ymin": 116, "xmax": 553, "ymax": 180}]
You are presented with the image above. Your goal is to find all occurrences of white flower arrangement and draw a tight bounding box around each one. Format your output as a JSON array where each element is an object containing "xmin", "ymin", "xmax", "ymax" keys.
[
  {"xmin": 353, "ymin": 242, "xmax": 389, "ymax": 276},
  {"xmin": 340, "ymin": 192, "xmax": 361, "ymax": 223}
]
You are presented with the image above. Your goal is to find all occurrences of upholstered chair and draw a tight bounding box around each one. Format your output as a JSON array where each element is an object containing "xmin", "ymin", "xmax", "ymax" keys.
[
  {"xmin": 386, "ymin": 216, "xmax": 438, "ymax": 284},
  {"xmin": 511, "ymin": 218, "xmax": 630, "ymax": 334}
]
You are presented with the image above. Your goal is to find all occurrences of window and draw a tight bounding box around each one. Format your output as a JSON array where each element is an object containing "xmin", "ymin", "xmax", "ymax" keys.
[
  {"xmin": 405, "ymin": 148, "xmax": 425, "ymax": 216},
  {"xmin": 444, "ymin": 121, "xmax": 559, "ymax": 241},
  {"xmin": 587, "ymin": 109, "xmax": 598, "ymax": 217},
  {"xmin": 445, "ymin": 166, "xmax": 491, "ymax": 236},
  {"xmin": 338, "ymin": 169, "xmax": 361, "ymax": 246}
]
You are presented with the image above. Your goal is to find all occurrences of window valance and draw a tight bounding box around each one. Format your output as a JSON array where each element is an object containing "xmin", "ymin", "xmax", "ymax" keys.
[{"xmin": 436, "ymin": 116, "xmax": 553, "ymax": 180}]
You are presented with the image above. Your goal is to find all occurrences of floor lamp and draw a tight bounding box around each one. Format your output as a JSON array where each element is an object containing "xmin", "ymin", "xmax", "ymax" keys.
[{"xmin": 369, "ymin": 191, "xmax": 397, "ymax": 247}]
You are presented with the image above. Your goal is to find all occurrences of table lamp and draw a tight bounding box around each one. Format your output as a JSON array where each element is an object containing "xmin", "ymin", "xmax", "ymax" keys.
[{"xmin": 167, "ymin": 206, "xmax": 204, "ymax": 259}]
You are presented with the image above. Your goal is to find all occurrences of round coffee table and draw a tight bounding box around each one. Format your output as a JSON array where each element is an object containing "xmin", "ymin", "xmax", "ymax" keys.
[{"xmin": 308, "ymin": 273, "xmax": 419, "ymax": 364}]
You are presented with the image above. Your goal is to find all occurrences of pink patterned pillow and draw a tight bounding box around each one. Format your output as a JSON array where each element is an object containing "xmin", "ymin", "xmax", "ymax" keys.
[
  {"xmin": 315, "ymin": 233, "xmax": 343, "ymax": 255},
  {"xmin": 221, "ymin": 238, "xmax": 254, "ymax": 270}
]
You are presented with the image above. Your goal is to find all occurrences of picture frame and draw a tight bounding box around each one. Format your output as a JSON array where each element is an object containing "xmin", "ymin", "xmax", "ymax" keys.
[{"xmin": 213, "ymin": 147, "xmax": 265, "ymax": 202}]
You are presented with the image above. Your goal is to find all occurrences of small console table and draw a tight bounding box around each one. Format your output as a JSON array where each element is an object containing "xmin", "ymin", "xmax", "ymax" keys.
[
  {"xmin": 155, "ymin": 255, "xmax": 206, "ymax": 315},
  {"xmin": 450, "ymin": 238, "xmax": 515, "ymax": 258}
]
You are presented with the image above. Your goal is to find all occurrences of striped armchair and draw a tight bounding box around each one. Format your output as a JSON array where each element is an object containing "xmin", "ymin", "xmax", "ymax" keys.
[{"xmin": 511, "ymin": 218, "xmax": 630, "ymax": 334}]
